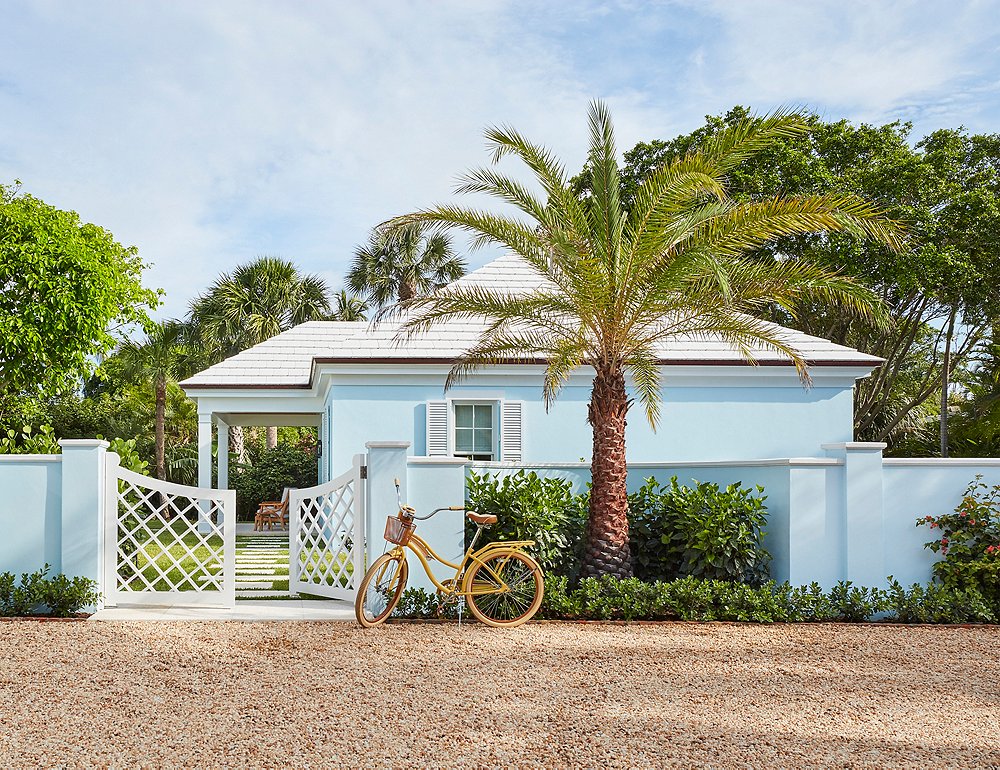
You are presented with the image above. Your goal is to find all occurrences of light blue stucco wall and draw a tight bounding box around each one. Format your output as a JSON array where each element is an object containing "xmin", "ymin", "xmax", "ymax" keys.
[
  {"xmin": 0, "ymin": 457, "xmax": 63, "ymax": 575},
  {"xmin": 882, "ymin": 461, "xmax": 1000, "ymax": 585},
  {"xmin": 326, "ymin": 381, "xmax": 855, "ymax": 476}
]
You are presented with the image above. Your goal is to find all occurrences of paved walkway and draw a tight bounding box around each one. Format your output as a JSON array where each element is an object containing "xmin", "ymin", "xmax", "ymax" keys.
[{"xmin": 234, "ymin": 531, "xmax": 290, "ymax": 599}]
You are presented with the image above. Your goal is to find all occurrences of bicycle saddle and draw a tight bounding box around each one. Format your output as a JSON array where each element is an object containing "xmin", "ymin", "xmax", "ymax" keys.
[{"xmin": 466, "ymin": 511, "xmax": 497, "ymax": 526}]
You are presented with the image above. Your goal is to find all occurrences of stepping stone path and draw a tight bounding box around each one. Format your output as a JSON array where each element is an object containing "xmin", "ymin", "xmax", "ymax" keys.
[{"xmin": 235, "ymin": 534, "xmax": 293, "ymax": 600}]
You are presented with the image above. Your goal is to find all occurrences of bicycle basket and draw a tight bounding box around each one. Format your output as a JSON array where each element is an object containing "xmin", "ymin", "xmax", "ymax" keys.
[{"xmin": 384, "ymin": 515, "xmax": 415, "ymax": 546}]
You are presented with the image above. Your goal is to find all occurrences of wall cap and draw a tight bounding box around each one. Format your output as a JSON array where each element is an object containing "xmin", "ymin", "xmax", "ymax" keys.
[
  {"xmin": 365, "ymin": 441, "xmax": 411, "ymax": 449},
  {"xmin": 408, "ymin": 457, "xmax": 470, "ymax": 466},
  {"xmin": 57, "ymin": 439, "xmax": 110, "ymax": 449},
  {"xmin": 468, "ymin": 457, "xmax": 843, "ymax": 469},
  {"xmin": 821, "ymin": 442, "xmax": 887, "ymax": 451},
  {"xmin": 0, "ymin": 454, "xmax": 62, "ymax": 462}
]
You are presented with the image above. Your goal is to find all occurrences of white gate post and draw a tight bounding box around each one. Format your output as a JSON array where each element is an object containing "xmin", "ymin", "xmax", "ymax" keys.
[
  {"xmin": 102, "ymin": 451, "xmax": 121, "ymax": 607},
  {"xmin": 364, "ymin": 441, "xmax": 410, "ymax": 561},
  {"xmin": 197, "ymin": 413, "xmax": 213, "ymax": 533}
]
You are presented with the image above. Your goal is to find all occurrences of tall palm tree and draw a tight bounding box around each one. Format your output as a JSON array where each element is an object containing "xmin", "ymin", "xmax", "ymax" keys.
[
  {"xmin": 328, "ymin": 289, "xmax": 369, "ymax": 321},
  {"xmin": 347, "ymin": 222, "xmax": 465, "ymax": 307},
  {"xmin": 190, "ymin": 256, "xmax": 331, "ymax": 449},
  {"xmin": 388, "ymin": 102, "xmax": 904, "ymax": 579},
  {"xmin": 117, "ymin": 320, "xmax": 193, "ymax": 481}
]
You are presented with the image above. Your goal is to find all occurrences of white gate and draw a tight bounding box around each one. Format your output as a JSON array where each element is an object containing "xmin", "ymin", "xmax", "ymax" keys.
[
  {"xmin": 103, "ymin": 453, "xmax": 236, "ymax": 607},
  {"xmin": 289, "ymin": 454, "xmax": 366, "ymax": 601}
]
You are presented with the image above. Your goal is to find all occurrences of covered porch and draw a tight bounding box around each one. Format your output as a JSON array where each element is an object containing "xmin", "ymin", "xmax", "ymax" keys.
[{"xmin": 190, "ymin": 390, "xmax": 327, "ymax": 491}]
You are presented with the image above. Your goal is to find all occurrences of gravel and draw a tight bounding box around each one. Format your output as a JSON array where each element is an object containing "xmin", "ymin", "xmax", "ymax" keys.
[{"xmin": 1, "ymin": 621, "xmax": 998, "ymax": 768}]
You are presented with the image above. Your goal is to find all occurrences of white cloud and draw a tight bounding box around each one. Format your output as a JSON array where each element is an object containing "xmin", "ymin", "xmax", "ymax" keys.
[{"xmin": 1, "ymin": 0, "xmax": 998, "ymax": 319}]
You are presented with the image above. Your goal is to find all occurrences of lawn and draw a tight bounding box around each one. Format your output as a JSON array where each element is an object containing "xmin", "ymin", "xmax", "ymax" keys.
[{"xmin": 1, "ymin": 622, "xmax": 997, "ymax": 768}]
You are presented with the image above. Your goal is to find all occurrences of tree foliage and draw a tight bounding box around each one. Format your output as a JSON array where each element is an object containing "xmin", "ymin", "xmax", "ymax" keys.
[
  {"xmin": 348, "ymin": 222, "xmax": 464, "ymax": 307},
  {"xmin": 0, "ymin": 182, "xmax": 158, "ymax": 395},
  {"xmin": 582, "ymin": 109, "xmax": 1000, "ymax": 448}
]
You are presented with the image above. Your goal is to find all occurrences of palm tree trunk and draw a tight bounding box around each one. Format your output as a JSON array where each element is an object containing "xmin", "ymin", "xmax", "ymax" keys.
[
  {"xmin": 230, "ymin": 426, "xmax": 246, "ymax": 464},
  {"xmin": 398, "ymin": 281, "xmax": 416, "ymax": 302},
  {"xmin": 155, "ymin": 380, "xmax": 166, "ymax": 481},
  {"xmin": 266, "ymin": 426, "xmax": 278, "ymax": 450},
  {"xmin": 581, "ymin": 365, "xmax": 633, "ymax": 579}
]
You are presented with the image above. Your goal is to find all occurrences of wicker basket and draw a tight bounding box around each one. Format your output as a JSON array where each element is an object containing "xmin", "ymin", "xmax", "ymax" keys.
[{"xmin": 384, "ymin": 515, "xmax": 415, "ymax": 546}]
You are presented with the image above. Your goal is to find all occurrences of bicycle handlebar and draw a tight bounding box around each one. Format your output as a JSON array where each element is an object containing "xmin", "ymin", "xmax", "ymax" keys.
[{"xmin": 410, "ymin": 505, "xmax": 475, "ymax": 521}]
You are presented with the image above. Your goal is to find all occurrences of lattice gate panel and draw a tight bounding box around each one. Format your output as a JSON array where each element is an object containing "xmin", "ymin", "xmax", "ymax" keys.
[
  {"xmin": 290, "ymin": 454, "xmax": 366, "ymax": 601},
  {"xmin": 103, "ymin": 455, "xmax": 236, "ymax": 607}
]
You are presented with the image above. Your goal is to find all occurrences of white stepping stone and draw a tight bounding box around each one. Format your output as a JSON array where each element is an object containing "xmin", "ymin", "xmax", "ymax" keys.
[
  {"xmin": 237, "ymin": 569, "xmax": 278, "ymax": 575},
  {"xmin": 235, "ymin": 581, "xmax": 276, "ymax": 589}
]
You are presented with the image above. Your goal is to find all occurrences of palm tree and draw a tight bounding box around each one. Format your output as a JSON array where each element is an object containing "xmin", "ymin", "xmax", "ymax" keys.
[
  {"xmin": 328, "ymin": 289, "xmax": 369, "ymax": 321},
  {"xmin": 190, "ymin": 256, "xmax": 331, "ymax": 450},
  {"xmin": 388, "ymin": 102, "xmax": 904, "ymax": 579},
  {"xmin": 347, "ymin": 222, "xmax": 465, "ymax": 307},
  {"xmin": 117, "ymin": 320, "xmax": 193, "ymax": 481}
]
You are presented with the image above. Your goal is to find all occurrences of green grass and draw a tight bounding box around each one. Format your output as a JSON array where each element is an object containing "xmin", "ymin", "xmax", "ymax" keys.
[{"xmin": 118, "ymin": 518, "xmax": 223, "ymax": 592}]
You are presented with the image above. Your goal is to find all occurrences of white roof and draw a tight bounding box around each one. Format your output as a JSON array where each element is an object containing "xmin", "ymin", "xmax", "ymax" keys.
[{"xmin": 181, "ymin": 255, "xmax": 883, "ymax": 389}]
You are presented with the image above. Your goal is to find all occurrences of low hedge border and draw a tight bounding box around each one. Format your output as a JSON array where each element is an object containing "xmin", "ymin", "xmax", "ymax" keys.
[{"xmin": 392, "ymin": 574, "xmax": 998, "ymax": 625}]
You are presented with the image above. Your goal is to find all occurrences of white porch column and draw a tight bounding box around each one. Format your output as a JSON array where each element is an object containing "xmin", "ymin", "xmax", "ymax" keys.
[
  {"xmin": 198, "ymin": 413, "xmax": 213, "ymax": 533},
  {"xmin": 198, "ymin": 413, "xmax": 213, "ymax": 489},
  {"xmin": 217, "ymin": 418, "xmax": 229, "ymax": 490}
]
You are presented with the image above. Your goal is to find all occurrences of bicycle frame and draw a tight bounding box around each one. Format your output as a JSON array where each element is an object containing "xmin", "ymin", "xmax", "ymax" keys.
[{"xmin": 387, "ymin": 530, "xmax": 535, "ymax": 596}]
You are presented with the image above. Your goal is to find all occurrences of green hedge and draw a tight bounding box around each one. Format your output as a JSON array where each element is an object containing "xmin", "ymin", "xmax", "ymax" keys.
[
  {"xmin": 0, "ymin": 565, "xmax": 100, "ymax": 617},
  {"xmin": 391, "ymin": 575, "xmax": 996, "ymax": 624}
]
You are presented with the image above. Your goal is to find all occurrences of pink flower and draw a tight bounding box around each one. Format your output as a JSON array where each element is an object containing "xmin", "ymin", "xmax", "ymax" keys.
[
  {"xmin": 942, "ymin": 538, "xmax": 949, "ymax": 545},
  {"xmin": 971, "ymin": 520, "xmax": 977, "ymax": 526},
  {"xmin": 930, "ymin": 522, "xmax": 937, "ymax": 529}
]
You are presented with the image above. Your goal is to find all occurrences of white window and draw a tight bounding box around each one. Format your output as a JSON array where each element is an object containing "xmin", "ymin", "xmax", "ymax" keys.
[
  {"xmin": 453, "ymin": 402, "xmax": 496, "ymax": 461},
  {"xmin": 425, "ymin": 399, "xmax": 522, "ymax": 462}
]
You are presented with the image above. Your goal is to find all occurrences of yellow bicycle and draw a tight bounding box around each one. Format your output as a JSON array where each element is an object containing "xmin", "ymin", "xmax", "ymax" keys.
[{"xmin": 355, "ymin": 479, "xmax": 544, "ymax": 628}]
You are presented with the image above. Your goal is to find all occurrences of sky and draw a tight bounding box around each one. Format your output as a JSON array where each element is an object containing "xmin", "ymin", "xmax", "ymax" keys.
[{"xmin": 2, "ymin": 0, "xmax": 999, "ymax": 319}]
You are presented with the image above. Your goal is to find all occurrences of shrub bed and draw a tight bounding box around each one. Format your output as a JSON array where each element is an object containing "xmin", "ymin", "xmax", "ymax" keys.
[
  {"xmin": 390, "ymin": 576, "xmax": 996, "ymax": 624},
  {"xmin": 0, "ymin": 565, "xmax": 100, "ymax": 617}
]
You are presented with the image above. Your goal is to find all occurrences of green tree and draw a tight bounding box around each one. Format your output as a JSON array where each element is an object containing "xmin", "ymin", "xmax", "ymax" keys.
[
  {"xmin": 0, "ymin": 182, "xmax": 158, "ymax": 396},
  {"xmin": 189, "ymin": 256, "xmax": 331, "ymax": 450},
  {"xmin": 593, "ymin": 109, "xmax": 1000, "ymax": 451},
  {"xmin": 389, "ymin": 102, "xmax": 901, "ymax": 578},
  {"xmin": 116, "ymin": 321, "xmax": 194, "ymax": 480},
  {"xmin": 328, "ymin": 289, "xmax": 369, "ymax": 321},
  {"xmin": 347, "ymin": 222, "xmax": 465, "ymax": 307}
]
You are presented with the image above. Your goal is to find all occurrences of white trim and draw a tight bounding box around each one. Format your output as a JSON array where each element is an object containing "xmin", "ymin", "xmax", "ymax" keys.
[
  {"xmin": 58, "ymin": 439, "xmax": 110, "ymax": 449},
  {"xmin": 407, "ymin": 457, "xmax": 470, "ymax": 466},
  {"xmin": 0, "ymin": 454, "xmax": 62, "ymax": 462},
  {"xmin": 469, "ymin": 457, "xmax": 844, "ymax": 469},
  {"xmin": 184, "ymin": 363, "xmax": 878, "ymax": 393},
  {"xmin": 821, "ymin": 442, "xmax": 887, "ymax": 451},
  {"xmin": 365, "ymin": 440, "xmax": 411, "ymax": 449}
]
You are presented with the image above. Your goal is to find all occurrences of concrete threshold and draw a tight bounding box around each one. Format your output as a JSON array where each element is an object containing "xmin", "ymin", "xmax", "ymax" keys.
[{"xmin": 90, "ymin": 599, "xmax": 355, "ymax": 621}]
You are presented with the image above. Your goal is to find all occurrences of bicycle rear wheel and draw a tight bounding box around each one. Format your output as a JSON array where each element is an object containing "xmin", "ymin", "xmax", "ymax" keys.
[
  {"xmin": 355, "ymin": 552, "xmax": 408, "ymax": 627},
  {"xmin": 464, "ymin": 551, "xmax": 543, "ymax": 628}
]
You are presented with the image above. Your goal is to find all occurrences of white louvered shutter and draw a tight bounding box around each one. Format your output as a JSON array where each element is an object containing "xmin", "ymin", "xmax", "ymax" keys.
[
  {"xmin": 500, "ymin": 400, "xmax": 523, "ymax": 462},
  {"xmin": 426, "ymin": 400, "xmax": 449, "ymax": 456}
]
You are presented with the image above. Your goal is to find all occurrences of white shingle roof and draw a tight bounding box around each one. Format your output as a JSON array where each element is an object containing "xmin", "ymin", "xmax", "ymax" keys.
[{"xmin": 181, "ymin": 256, "xmax": 883, "ymax": 389}]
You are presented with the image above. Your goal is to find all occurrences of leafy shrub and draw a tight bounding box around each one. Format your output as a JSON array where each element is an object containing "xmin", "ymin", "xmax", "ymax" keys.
[
  {"xmin": 917, "ymin": 475, "xmax": 1000, "ymax": 611},
  {"xmin": 107, "ymin": 436, "xmax": 149, "ymax": 474},
  {"xmin": 0, "ymin": 425, "xmax": 59, "ymax": 454},
  {"xmin": 466, "ymin": 470, "xmax": 588, "ymax": 577},
  {"xmin": 884, "ymin": 578, "xmax": 996, "ymax": 624},
  {"xmin": 0, "ymin": 565, "xmax": 100, "ymax": 617},
  {"xmin": 232, "ymin": 443, "xmax": 318, "ymax": 517},
  {"xmin": 629, "ymin": 476, "xmax": 771, "ymax": 585}
]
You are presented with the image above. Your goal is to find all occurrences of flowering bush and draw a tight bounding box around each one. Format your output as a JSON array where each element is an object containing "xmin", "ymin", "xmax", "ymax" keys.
[{"xmin": 918, "ymin": 475, "xmax": 1000, "ymax": 611}]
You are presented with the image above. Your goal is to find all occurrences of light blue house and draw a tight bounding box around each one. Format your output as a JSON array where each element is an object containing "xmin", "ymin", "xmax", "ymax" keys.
[{"xmin": 181, "ymin": 254, "xmax": 881, "ymax": 488}]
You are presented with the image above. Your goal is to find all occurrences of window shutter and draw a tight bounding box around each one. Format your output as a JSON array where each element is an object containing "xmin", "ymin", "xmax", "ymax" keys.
[
  {"xmin": 500, "ymin": 401, "xmax": 523, "ymax": 463},
  {"xmin": 426, "ymin": 400, "xmax": 449, "ymax": 456}
]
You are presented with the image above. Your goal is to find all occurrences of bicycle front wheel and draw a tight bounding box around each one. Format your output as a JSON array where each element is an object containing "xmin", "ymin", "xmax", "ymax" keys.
[
  {"xmin": 355, "ymin": 552, "xmax": 408, "ymax": 627},
  {"xmin": 464, "ymin": 551, "xmax": 543, "ymax": 628}
]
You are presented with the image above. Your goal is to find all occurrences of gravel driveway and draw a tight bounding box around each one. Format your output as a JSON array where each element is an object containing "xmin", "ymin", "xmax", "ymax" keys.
[{"xmin": 1, "ymin": 621, "xmax": 998, "ymax": 768}]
